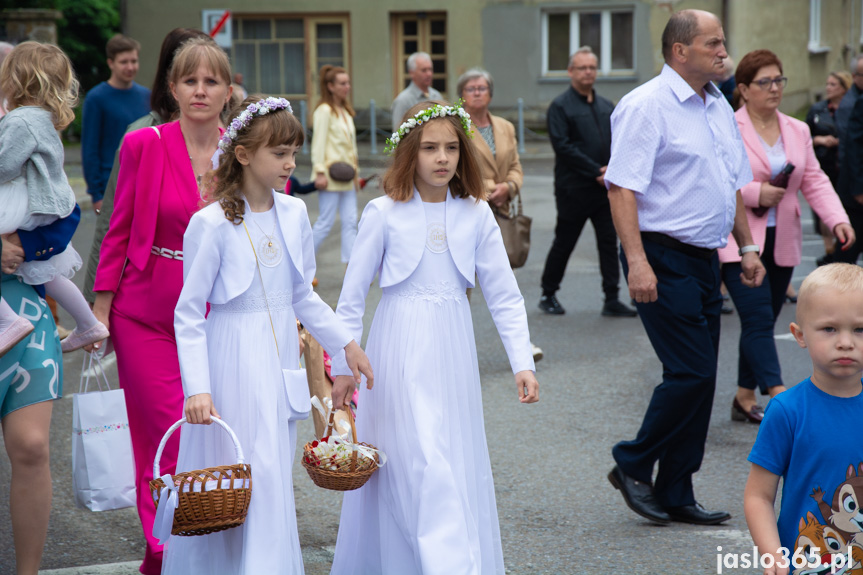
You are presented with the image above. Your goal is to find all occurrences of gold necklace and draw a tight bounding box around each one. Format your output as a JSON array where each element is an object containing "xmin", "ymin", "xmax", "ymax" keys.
[
  {"xmin": 252, "ymin": 217, "xmax": 276, "ymax": 248},
  {"xmin": 250, "ymin": 212, "xmax": 282, "ymax": 267}
]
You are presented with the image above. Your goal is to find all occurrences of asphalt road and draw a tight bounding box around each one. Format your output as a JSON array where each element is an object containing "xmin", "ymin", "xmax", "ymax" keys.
[{"xmin": 0, "ymin": 156, "xmax": 818, "ymax": 575}]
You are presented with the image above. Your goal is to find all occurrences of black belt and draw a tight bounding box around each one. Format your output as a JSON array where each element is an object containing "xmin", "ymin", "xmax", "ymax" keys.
[{"xmin": 641, "ymin": 232, "xmax": 716, "ymax": 260}]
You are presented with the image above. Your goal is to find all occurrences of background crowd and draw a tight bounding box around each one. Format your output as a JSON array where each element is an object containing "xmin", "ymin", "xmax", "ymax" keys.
[{"xmin": 1, "ymin": 9, "xmax": 863, "ymax": 574}]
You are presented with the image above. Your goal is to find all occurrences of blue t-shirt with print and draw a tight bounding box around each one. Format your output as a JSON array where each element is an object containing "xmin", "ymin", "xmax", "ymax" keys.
[{"xmin": 748, "ymin": 378, "xmax": 863, "ymax": 563}]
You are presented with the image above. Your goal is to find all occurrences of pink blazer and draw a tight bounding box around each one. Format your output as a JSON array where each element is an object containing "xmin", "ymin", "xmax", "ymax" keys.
[
  {"xmin": 719, "ymin": 107, "xmax": 848, "ymax": 267},
  {"xmin": 94, "ymin": 120, "xmax": 201, "ymax": 292}
]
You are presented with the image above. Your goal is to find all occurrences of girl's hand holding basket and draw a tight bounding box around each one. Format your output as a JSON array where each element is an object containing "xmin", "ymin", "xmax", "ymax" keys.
[{"xmin": 333, "ymin": 340, "xmax": 374, "ymax": 410}]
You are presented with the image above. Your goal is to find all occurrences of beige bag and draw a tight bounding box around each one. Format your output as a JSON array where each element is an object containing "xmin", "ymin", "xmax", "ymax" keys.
[
  {"xmin": 302, "ymin": 329, "xmax": 351, "ymax": 439},
  {"xmin": 493, "ymin": 190, "xmax": 531, "ymax": 269}
]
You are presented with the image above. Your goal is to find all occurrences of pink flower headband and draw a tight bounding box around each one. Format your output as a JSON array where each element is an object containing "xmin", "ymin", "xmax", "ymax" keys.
[{"xmin": 219, "ymin": 97, "xmax": 293, "ymax": 151}]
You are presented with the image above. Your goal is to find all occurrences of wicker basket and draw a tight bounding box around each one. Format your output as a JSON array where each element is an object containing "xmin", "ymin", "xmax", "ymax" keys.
[
  {"xmin": 149, "ymin": 418, "xmax": 252, "ymax": 537},
  {"xmin": 301, "ymin": 406, "xmax": 382, "ymax": 491}
]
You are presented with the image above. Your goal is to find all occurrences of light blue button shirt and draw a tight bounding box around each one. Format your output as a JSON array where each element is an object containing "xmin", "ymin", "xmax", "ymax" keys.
[{"xmin": 605, "ymin": 65, "xmax": 753, "ymax": 249}]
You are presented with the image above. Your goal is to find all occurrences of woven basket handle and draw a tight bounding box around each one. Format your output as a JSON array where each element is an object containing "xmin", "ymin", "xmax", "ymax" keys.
[
  {"xmin": 153, "ymin": 417, "xmax": 245, "ymax": 480},
  {"xmin": 325, "ymin": 407, "xmax": 358, "ymax": 444}
]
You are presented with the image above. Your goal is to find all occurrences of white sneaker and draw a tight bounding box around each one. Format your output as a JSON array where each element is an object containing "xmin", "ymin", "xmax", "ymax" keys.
[{"xmin": 531, "ymin": 342, "xmax": 543, "ymax": 362}]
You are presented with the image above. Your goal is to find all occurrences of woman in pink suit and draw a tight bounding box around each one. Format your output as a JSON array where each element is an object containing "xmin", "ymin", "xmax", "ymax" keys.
[
  {"xmin": 91, "ymin": 37, "xmax": 232, "ymax": 575},
  {"xmin": 718, "ymin": 49, "xmax": 854, "ymax": 423}
]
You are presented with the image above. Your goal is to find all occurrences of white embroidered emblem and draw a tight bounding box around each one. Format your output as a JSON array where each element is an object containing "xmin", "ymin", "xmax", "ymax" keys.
[{"xmin": 426, "ymin": 222, "xmax": 448, "ymax": 253}]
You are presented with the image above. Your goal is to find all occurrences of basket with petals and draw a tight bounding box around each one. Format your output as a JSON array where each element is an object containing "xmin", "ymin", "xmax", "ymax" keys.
[
  {"xmin": 149, "ymin": 418, "xmax": 251, "ymax": 540},
  {"xmin": 301, "ymin": 402, "xmax": 384, "ymax": 491}
]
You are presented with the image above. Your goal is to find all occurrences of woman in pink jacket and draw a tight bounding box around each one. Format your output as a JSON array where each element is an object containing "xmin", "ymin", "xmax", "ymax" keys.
[
  {"xmin": 719, "ymin": 50, "xmax": 854, "ymax": 424},
  {"xmin": 91, "ymin": 37, "xmax": 231, "ymax": 575}
]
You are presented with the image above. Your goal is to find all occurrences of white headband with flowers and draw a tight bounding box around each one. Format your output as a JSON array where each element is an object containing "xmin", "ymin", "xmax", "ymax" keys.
[
  {"xmin": 219, "ymin": 97, "xmax": 293, "ymax": 152},
  {"xmin": 385, "ymin": 100, "xmax": 473, "ymax": 154}
]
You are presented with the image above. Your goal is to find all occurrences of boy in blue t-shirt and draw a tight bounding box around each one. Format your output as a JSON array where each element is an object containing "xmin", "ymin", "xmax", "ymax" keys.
[{"xmin": 744, "ymin": 263, "xmax": 863, "ymax": 575}]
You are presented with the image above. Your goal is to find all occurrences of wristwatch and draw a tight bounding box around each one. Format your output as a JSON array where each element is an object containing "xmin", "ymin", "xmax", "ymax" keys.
[{"xmin": 738, "ymin": 244, "xmax": 760, "ymax": 256}]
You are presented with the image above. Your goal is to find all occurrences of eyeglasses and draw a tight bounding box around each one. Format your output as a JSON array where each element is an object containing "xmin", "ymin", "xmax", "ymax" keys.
[
  {"xmin": 751, "ymin": 77, "xmax": 788, "ymax": 89},
  {"xmin": 463, "ymin": 86, "xmax": 489, "ymax": 94},
  {"xmin": 573, "ymin": 66, "xmax": 598, "ymax": 72}
]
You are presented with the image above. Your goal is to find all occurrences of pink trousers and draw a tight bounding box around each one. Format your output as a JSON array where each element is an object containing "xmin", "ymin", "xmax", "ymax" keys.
[{"xmin": 111, "ymin": 310, "xmax": 184, "ymax": 575}]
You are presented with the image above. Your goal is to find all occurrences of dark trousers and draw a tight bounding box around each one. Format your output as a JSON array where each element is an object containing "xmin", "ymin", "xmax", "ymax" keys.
[
  {"xmin": 831, "ymin": 198, "xmax": 863, "ymax": 264},
  {"xmin": 540, "ymin": 195, "xmax": 619, "ymax": 301},
  {"xmin": 613, "ymin": 238, "xmax": 722, "ymax": 508},
  {"xmin": 721, "ymin": 227, "xmax": 792, "ymax": 393}
]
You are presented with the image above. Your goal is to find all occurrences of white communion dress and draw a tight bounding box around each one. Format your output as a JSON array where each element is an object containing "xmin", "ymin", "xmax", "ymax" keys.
[
  {"xmin": 331, "ymin": 201, "xmax": 514, "ymax": 575},
  {"xmin": 163, "ymin": 206, "xmax": 306, "ymax": 575}
]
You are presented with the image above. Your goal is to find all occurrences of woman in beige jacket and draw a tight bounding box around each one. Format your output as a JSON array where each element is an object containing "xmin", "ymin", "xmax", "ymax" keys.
[
  {"xmin": 458, "ymin": 67, "xmax": 542, "ymax": 361},
  {"xmin": 311, "ymin": 65, "xmax": 359, "ymax": 263}
]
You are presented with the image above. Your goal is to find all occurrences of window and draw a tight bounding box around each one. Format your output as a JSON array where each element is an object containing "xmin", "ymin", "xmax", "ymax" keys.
[
  {"xmin": 230, "ymin": 15, "xmax": 350, "ymax": 106},
  {"xmin": 542, "ymin": 8, "xmax": 634, "ymax": 76},
  {"xmin": 392, "ymin": 13, "xmax": 447, "ymax": 96},
  {"xmin": 859, "ymin": 0, "xmax": 863, "ymax": 45},
  {"xmin": 808, "ymin": 0, "xmax": 828, "ymax": 53}
]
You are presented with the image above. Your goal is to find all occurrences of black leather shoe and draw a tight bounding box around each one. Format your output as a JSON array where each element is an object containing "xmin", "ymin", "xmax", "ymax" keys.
[
  {"xmin": 538, "ymin": 295, "xmax": 565, "ymax": 315},
  {"xmin": 664, "ymin": 503, "xmax": 731, "ymax": 525},
  {"xmin": 607, "ymin": 466, "xmax": 671, "ymax": 525},
  {"xmin": 731, "ymin": 397, "xmax": 764, "ymax": 423},
  {"xmin": 602, "ymin": 300, "xmax": 638, "ymax": 317}
]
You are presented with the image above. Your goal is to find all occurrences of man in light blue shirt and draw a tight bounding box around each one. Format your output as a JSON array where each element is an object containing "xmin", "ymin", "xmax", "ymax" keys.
[{"xmin": 604, "ymin": 9, "xmax": 766, "ymax": 527}]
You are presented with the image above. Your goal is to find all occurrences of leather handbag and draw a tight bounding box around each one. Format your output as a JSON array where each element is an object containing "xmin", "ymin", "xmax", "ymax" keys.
[
  {"xmin": 328, "ymin": 161, "xmax": 356, "ymax": 182},
  {"xmin": 493, "ymin": 190, "xmax": 531, "ymax": 269}
]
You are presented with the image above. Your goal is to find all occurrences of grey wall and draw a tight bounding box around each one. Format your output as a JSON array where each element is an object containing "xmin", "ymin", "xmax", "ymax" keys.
[{"xmin": 481, "ymin": 0, "xmax": 656, "ymax": 119}]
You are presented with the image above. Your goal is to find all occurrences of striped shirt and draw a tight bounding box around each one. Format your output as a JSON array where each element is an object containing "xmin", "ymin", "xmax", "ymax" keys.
[{"xmin": 605, "ymin": 65, "xmax": 752, "ymax": 249}]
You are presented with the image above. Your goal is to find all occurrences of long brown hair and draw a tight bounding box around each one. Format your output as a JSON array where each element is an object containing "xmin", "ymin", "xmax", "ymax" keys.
[
  {"xmin": 202, "ymin": 95, "xmax": 305, "ymax": 224},
  {"xmin": 382, "ymin": 100, "xmax": 485, "ymax": 203},
  {"xmin": 316, "ymin": 65, "xmax": 355, "ymax": 117}
]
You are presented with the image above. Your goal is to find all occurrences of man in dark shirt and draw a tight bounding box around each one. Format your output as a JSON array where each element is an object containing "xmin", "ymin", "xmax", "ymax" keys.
[
  {"xmin": 834, "ymin": 70, "xmax": 863, "ymax": 265},
  {"xmin": 538, "ymin": 47, "xmax": 636, "ymax": 317}
]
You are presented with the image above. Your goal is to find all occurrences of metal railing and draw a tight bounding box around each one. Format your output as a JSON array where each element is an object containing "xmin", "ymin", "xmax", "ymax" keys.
[{"xmin": 299, "ymin": 98, "xmax": 548, "ymax": 155}]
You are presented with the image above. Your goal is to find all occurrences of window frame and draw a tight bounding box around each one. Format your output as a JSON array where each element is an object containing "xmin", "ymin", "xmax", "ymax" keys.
[
  {"xmin": 229, "ymin": 13, "xmax": 351, "ymax": 107},
  {"xmin": 541, "ymin": 6, "xmax": 636, "ymax": 77},
  {"xmin": 808, "ymin": 0, "xmax": 830, "ymax": 53}
]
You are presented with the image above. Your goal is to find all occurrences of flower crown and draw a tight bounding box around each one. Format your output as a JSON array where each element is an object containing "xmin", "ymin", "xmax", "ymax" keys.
[
  {"xmin": 219, "ymin": 97, "xmax": 293, "ymax": 151},
  {"xmin": 385, "ymin": 100, "xmax": 472, "ymax": 154}
]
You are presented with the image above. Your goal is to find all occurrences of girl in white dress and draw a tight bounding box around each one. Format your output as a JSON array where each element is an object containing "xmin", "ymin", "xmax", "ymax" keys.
[
  {"xmin": 0, "ymin": 42, "xmax": 108, "ymax": 355},
  {"xmin": 329, "ymin": 101, "xmax": 540, "ymax": 575},
  {"xmin": 166, "ymin": 96, "xmax": 373, "ymax": 575}
]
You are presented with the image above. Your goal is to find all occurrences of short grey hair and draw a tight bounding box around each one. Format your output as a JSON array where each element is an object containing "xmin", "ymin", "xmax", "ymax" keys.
[
  {"xmin": 569, "ymin": 46, "xmax": 597, "ymax": 68},
  {"xmin": 852, "ymin": 53, "xmax": 863, "ymax": 73},
  {"xmin": 406, "ymin": 52, "xmax": 432, "ymax": 73},
  {"xmin": 456, "ymin": 67, "xmax": 494, "ymax": 98}
]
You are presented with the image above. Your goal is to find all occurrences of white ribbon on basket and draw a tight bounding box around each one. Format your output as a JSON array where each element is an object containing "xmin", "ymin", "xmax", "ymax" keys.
[
  {"xmin": 153, "ymin": 473, "xmax": 178, "ymax": 545},
  {"xmin": 311, "ymin": 396, "xmax": 350, "ymax": 440},
  {"xmin": 309, "ymin": 396, "xmax": 387, "ymax": 467}
]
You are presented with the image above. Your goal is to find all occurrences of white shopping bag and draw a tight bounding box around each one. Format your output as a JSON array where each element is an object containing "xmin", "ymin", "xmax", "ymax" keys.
[{"xmin": 72, "ymin": 351, "xmax": 136, "ymax": 511}]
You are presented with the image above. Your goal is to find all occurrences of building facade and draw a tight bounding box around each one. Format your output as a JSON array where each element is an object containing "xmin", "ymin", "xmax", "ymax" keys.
[{"xmin": 125, "ymin": 0, "xmax": 858, "ymax": 121}]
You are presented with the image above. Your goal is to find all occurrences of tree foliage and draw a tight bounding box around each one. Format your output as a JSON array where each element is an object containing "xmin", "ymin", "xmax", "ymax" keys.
[{"xmin": 2, "ymin": 0, "xmax": 120, "ymax": 91}]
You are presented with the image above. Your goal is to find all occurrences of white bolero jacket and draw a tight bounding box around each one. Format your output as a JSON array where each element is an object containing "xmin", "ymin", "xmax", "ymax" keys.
[
  {"xmin": 174, "ymin": 193, "xmax": 352, "ymax": 398},
  {"xmin": 331, "ymin": 190, "xmax": 535, "ymax": 377}
]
